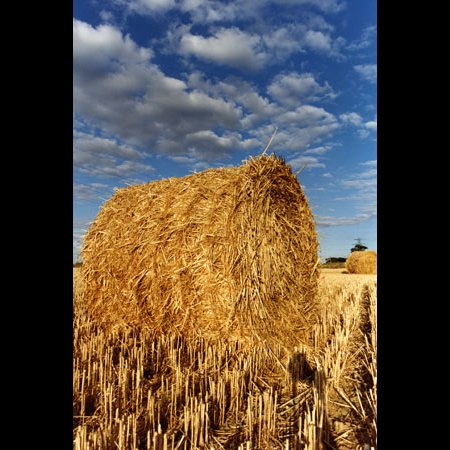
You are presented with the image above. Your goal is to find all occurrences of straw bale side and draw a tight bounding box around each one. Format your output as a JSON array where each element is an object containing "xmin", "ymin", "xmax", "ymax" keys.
[
  {"xmin": 81, "ymin": 154, "xmax": 319, "ymax": 347},
  {"xmin": 345, "ymin": 250, "xmax": 377, "ymax": 274}
]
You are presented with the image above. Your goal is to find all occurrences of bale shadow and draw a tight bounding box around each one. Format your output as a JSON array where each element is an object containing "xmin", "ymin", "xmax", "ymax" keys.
[
  {"xmin": 353, "ymin": 285, "xmax": 376, "ymax": 449},
  {"xmin": 287, "ymin": 351, "xmax": 339, "ymax": 450}
]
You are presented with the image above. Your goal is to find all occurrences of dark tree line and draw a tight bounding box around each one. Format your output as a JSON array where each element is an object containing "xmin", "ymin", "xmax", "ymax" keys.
[{"xmin": 325, "ymin": 257, "xmax": 347, "ymax": 264}]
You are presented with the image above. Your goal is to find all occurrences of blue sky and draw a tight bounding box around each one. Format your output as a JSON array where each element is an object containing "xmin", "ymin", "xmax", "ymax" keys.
[{"xmin": 73, "ymin": 0, "xmax": 377, "ymax": 262}]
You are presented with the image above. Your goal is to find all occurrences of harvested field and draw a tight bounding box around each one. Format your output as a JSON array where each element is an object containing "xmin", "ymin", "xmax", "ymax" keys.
[{"xmin": 73, "ymin": 267, "xmax": 376, "ymax": 449}]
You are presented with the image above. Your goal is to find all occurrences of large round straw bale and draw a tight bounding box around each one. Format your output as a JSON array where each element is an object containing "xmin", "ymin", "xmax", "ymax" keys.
[
  {"xmin": 81, "ymin": 154, "xmax": 319, "ymax": 347},
  {"xmin": 345, "ymin": 250, "xmax": 377, "ymax": 274}
]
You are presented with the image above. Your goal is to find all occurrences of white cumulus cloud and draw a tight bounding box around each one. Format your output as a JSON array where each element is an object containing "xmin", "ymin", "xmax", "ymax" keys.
[
  {"xmin": 268, "ymin": 72, "xmax": 337, "ymax": 106},
  {"xmin": 179, "ymin": 27, "xmax": 268, "ymax": 70},
  {"xmin": 339, "ymin": 112, "xmax": 362, "ymax": 126},
  {"xmin": 73, "ymin": 20, "xmax": 243, "ymax": 162},
  {"xmin": 288, "ymin": 155, "xmax": 326, "ymax": 170},
  {"xmin": 354, "ymin": 64, "xmax": 377, "ymax": 83}
]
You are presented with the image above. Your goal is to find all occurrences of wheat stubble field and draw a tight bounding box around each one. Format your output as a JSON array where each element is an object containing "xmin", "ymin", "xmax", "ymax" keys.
[{"xmin": 73, "ymin": 267, "xmax": 376, "ymax": 450}]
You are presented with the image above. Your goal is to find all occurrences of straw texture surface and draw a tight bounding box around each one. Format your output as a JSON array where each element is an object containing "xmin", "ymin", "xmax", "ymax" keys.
[
  {"xmin": 81, "ymin": 154, "xmax": 319, "ymax": 347},
  {"xmin": 345, "ymin": 250, "xmax": 377, "ymax": 274}
]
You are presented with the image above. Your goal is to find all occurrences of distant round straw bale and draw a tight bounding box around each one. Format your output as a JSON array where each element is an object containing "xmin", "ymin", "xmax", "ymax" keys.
[
  {"xmin": 345, "ymin": 250, "xmax": 377, "ymax": 274},
  {"xmin": 81, "ymin": 154, "xmax": 319, "ymax": 347}
]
